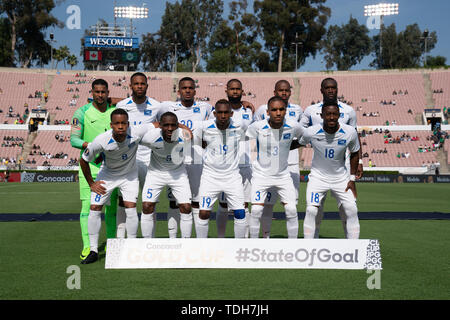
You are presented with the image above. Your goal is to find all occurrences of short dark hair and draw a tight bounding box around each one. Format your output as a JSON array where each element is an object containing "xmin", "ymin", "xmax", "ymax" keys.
[
  {"xmin": 322, "ymin": 100, "xmax": 339, "ymax": 112},
  {"xmin": 160, "ymin": 111, "xmax": 178, "ymax": 123},
  {"xmin": 111, "ymin": 108, "xmax": 128, "ymax": 121},
  {"xmin": 274, "ymin": 79, "xmax": 291, "ymax": 90},
  {"xmin": 227, "ymin": 79, "xmax": 242, "ymax": 88},
  {"xmin": 130, "ymin": 72, "xmax": 147, "ymax": 83},
  {"xmin": 215, "ymin": 99, "xmax": 231, "ymax": 109},
  {"xmin": 92, "ymin": 79, "xmax": 108, "ymax": 89},
  {"xmin": 321, "ymin": 77, "xmax": 337, "ymax": 88},
  {"xmin": 267, "ymin": 96, "xmax": 287, "ymax": 109},
  {"xmin": 179, "ymin": 77, "xmax": 195, "ymax": 86}
]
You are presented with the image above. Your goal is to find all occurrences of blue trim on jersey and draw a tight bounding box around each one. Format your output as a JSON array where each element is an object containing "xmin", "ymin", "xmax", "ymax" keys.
[
  {"xmin": 126, "ymin": 99, "xmax": 133, "ymax": 105},
  {"xmin": 156, "ymin": 137, "xmax": 163, "ymax": 142},
  {"xmin": 283, "ymin": 123, "xmax": 291, "ymax": 128},
  {"xmin": 178, "ymin": 137, "xmax": 183, "ymax": 142},
  {"xmin": 308, "ymin": 116, "xmax": 312, "ymax": 127},
  {"xmin": 339, "ymin": 128, "xmax": 346, "ymax": 134},
  {"xmin": 107, "ymin": 138, "xmax": 115, "ymax": 144},
  {"xmin": 262, "ymin": 124, "xmax": 269, "ymax": 129},
  {"xmin": 228, "ymin": 123, "xmax": 236, "ymax": 129},
  {"xmin": 316, "ymin": 128, "xmax": 324, "ymax": 134},
  {"xmin": 146, "ymin": 99, "xmax": 152, "ymax": 105},
  {"xmin": 127, "ymin": 135, "xmax": 132, "ymax": 139},
  {"xmin": 208, "ymin": 123, "xmax": 216, "ymax": 129}
]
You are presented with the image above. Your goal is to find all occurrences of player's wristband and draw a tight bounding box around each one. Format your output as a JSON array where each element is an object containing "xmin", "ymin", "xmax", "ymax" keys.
[
  {"xmin": 358, "ymin": 159, "xmax": 363, "ymax": 165},
  {"xmin": 349, "ymin": 175, "xmax": 356, "ymax": 181}
]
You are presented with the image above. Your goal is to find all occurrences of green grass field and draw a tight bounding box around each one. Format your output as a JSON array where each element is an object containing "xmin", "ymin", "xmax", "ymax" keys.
[{"xmin": 0, "ymin": 182, "xmax": 449, "ymax": 301}]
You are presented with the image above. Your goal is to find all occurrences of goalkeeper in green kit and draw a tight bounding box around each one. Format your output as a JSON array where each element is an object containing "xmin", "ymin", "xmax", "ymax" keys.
[{"xmin": 71, "ymin": 79, "xmax": 118, "ymax": 260}]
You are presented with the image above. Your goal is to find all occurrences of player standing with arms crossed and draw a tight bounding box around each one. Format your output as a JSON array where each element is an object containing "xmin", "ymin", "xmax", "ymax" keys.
[
  {"xmin": 79, "ymin": 109, "xmax": 159, "ymax": 264},
  {"xmin": 299, "ymin": 78, "xmax": 363, "ymax": 238},
  {"xmin": 246, "ymin": 96, "xmax": 304, "ymax": 239},
  {"xmin": 115, "ymin": 72, "xmax": 164, "ymax": 238},
  {"xmin": 194, "ymin": 99, "xmax": 248, "ymax": 238},
  {"xmin": 70, "ymin": 79, "xmax": 118, "ymax": 260},
  {"xmin": 139, "ymin": 112, "xmax": 194, "ymax": 238},
  {"xmin": 299, "ymin": 101, "xmax": 361, "ymax": 239},
  {"xmin": 254, "ymin": 80, "xmax": 303, "ymax": 238}
]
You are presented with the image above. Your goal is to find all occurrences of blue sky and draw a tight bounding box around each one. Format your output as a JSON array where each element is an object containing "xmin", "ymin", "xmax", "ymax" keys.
[{"xmin": 45, "ymin": 0, "xmax": 450, "ymax": 71}]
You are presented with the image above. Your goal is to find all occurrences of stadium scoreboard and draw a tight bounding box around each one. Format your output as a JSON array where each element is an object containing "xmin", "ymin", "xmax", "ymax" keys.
[{"xmin": 84, "ymin": 35, "xmax": 139, "ymax": 70}]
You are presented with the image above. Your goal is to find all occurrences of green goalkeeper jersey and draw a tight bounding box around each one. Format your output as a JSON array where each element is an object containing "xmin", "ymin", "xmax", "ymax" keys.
[{"xmin": 70, "ymin": 102, "xmax": 115, "ymax": 167}]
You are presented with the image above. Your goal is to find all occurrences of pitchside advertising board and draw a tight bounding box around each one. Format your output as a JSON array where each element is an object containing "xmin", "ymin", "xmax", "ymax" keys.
[
  {"xmin": 20, "ymin": 171, "xmax": 78, "ymax": 183},
  {"xmin": 105, "ymin": 238, "xmax": 383, "ymax": 270}
]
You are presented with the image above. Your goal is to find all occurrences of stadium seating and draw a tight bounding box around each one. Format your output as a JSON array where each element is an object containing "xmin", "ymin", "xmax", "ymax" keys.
[
  {"xmin": 26, "ymin": 130, "xmax": 77, "ymax": 167},
  {"xmin": 0, "ymin": 72, "xmax": 48, "ymax": 124},
  {"xmin": 0, "ymin": 68, "xmax": 449, "ymax": 170}
]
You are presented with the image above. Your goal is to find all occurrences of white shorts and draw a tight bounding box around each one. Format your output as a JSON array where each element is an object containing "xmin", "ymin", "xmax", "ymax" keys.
[
  {"xmin": 142, "ymin": 166, "xmax": 191, "ymax": 204},
  {"xmin": 199, "ymin": 172, "xmax": 245, "ymax": 211},
  {"xmin": 264, "ymin": 164, "xmax": 300, "ymax": 205},
  {"xmin": 306, "ymin": 175, "xmax": 356, "ymax": 207},
  {"xmin": 168, "ymin": 163, "xmax": 202, "ymax": 203},
  {"xmin": 219, "ymin": 165, "xmax": 252, "ymax": 204},
  {"xmin": 251, "ymin": 173, "xmax": 297, "ymax": 206},
  {"xmin": 90, "ymin": 169, "xmax": 139, "ymax": 206}
]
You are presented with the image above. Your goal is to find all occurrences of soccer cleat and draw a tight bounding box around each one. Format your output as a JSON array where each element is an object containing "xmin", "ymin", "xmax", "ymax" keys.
[
  {"xmin": 80, "ymin": 247, "xmax": 90, "ymax": 260},
  {"xmin": 80, "ymin": 251, "xmax": 98, "ymax": 264}
]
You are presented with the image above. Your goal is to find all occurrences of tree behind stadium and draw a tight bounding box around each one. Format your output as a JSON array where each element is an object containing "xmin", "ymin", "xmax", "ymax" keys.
[
  {"xmin": 370, "ymin": 23, "xmax": 437, "ymax": 69},
  {"xmin": 254, "ymin": 0, "xmax": 331, "ymax": 72},
  {"xmin": 140, "ymin": 0, "xmax": 224, "ymax": 72},
  {"xmin": 0, "ymin": 0, "xmax": 61, "ymax": 67},
  {"xmin": 206, "ymin": 0, "xmax": 270, "ymax": 72},
  {"xmin": 321, "ymin": 16, "xmax": 372, "ymax": 71}
]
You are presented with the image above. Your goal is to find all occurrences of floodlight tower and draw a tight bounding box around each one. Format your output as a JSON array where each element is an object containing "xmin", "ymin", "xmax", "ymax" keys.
[
  {"xmin": 364, "ymin": 3, "xmax": 399, "ymax": 68},
  {"xmin": 114, "ymin": 5, "xmax": 149, "ymax": 37}
]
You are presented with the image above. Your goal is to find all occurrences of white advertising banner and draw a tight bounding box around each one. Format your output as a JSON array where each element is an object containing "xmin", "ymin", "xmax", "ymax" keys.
[{"xmin": 105, "ymin": 238, "xmax": 382, "ymax": 270}]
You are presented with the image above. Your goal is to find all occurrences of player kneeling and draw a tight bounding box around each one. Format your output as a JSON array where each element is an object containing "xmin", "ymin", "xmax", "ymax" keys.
[
  {"xmin": 79, "ymin": 109, "xmax": 159, "ymax": 264},
  {"xmin": 140, "ymin": 112, "xmax": 194, "ymax": 238},
  {"xmin": 300, "ymin": 101, "xmax": 361, "ymax": 239}
]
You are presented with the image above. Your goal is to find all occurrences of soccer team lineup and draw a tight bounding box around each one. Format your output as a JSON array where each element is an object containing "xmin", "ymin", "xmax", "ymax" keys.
[{"xmin": 74, "ymin": 73, "xmax": 362, "ymax": 264}]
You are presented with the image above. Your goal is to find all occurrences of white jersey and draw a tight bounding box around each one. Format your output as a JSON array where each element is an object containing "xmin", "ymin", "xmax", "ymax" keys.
[
  {"xmin": 160, "ymin": 100, "xmax": 212, "ymax": 164},
  {"xmin": 141, "ymin": 128, "xmax": 188, "ymax": 171},
  {"xmin": 195, "ymin": 119, "xmax": 248, "ymax": 178},
  {"xmin": 116, "ymin": 96, "xmax": 164, "ymax": 162},
  {"xmin": 255, "ymin": 103, "xmax": 303, "ymax": 165},
  {"xmin": 82, "ymin": 125, "xmax": 155, "ymax": 177},
  {"xmin": 299, "ymin": 101, "xmax": 357, "ymax": 129},
  {"xmin": 246, "ymin": 119, "xmax": 303, "ymax": 178},
  {"xmin": 299, "ymin": 123, "xmax": 360, "ymax": 182},
  {"xmin": 210, "ymin": 105, "xmax": 254, "ymax": 167}
]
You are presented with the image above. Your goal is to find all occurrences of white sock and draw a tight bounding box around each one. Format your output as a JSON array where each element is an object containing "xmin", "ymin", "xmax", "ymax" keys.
[
  {"xmin": 342, "ymin": 203, "xmax": 360, "ymax": 239},
  {"xmin": 216, "ymin": 205, "xmax": 229, "ymax": 238},
  {"xmin": 304, "ymin": 206, "xmax": 319, "ymax": 239},
  {"xmin": 244, "ymin": 207, "xmax": 250, "ymax": 238},
  {"xmin": 141, "ymin": 212, "xmax": 155, "ymax": 238},
  {"xmin": 285, "ymin": 204, "xmax": 299, "ymax": 239},
  {"xmin": 234, "ymin": 216, "xmax": 248, "ymax": 238},
  {"xmin": 261, "ymin": 205, "xmax": 274, "ymax": 238},
  {"xmin": 180, "ymin": 212, "xmax": 193, "ymax": 238},
  {"xmin": 125, "ymin": 207, "xmax": 138, "ymax": 238},
  {"xmin": 249, "ymin": 205, "xmax": 263, "ymax": 238},
  {"xmin": 116, "ymin": 205, "xmax": 126, "ymax": 239},
  {"xmin": 195, "ymin": 216, "xmax": 209, "ymax": 238},
  {"xmin": 338, "ymin": 205, "xmax": 348, "ymax": 238},
  {"xmin": 167, "ymin": 207, "xmax": 180, "ymax": 238},
  {"xmin": 88, "ymin": 210, "xmax": 102, "ymax": 253},
  {"xmin": 314, "ymin": 206, "xmax": 325, "ymax": 238}
]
